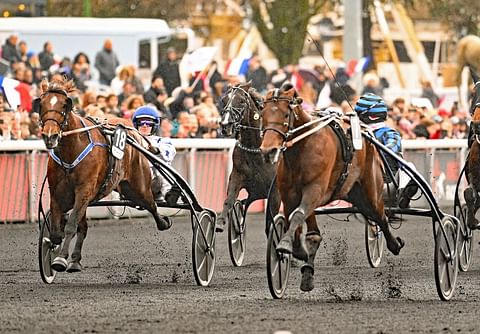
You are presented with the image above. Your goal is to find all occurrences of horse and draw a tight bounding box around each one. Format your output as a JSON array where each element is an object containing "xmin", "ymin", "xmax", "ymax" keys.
[
  {"xmin": 456, "ymin": 35, "xmax": 480, "ymax": 105},
  {"xmin": 218, "ymin": 82, "xmax": 280, "ymax": 234},
  {"xmin": 36, "ymin": 78, "xmax": 170, "ymax": 273},
  {"xmin": 463, "ymin": 69, "xmax": 480, "ymax": 230},
  {"xmin": 259, "ymin": 83, "xmax": 405, "ymax": 292}
]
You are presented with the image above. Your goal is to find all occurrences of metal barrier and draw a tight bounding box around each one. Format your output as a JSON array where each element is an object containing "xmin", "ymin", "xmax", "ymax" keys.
[{"xmin": 0, "ymin": 138, "xmax": 469, "ymax": 223}]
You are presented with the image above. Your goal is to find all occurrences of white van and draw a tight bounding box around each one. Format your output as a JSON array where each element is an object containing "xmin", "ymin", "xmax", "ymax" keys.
[{"xmin": 0, "ymin": 17, "xmax": 196, "ymax": 78}]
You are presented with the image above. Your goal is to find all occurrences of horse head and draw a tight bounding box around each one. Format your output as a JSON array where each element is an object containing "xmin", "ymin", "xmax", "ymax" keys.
[
  {"xmin": 34, "ymin": 78, "xmax": 76, "ymax": 149},
  {"xmin": 260, "ymin": 83, "xmax": 304, "ymax": 163},
  {"xmin": 220, "ymin": 81, "xmax": 263, "ymax": 137}
]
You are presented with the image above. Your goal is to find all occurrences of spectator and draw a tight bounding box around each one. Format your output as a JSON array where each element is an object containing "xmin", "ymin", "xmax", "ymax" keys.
[
  {"xmin": 208, "ymin": 61, "xmax": 223, "ymax": 94},
  {"xmin": 81, "ymin": 91, "xmax": 97, "ymax": 112},
  {"xmin": 71, "ymin": 52, "xmax": 91, "ymax": 92},
  {"xmin": 361, "ymin": 72, "xmax": 383, "ymax": 96},
  {"xmin": 95, "ymin": 39, "xmax": 119, "ymax": 86},
  {"xmin": 38, "ymin": 41, "xmax": 55, "ymax": 72},
  {"xmin": 123, "ymin": 94, "xmax": 144, "ymax": 120},
  {"xmin": 153, "ymin": 47, "xmax": 181, "ymax": 96},
  {"xmin": 420, "ymin": 79, "xmax": 439, "ymax": 108},
  {"xmin": 17, "ymin": 41, "xmax": 31, "ymax": 66},
  {"xmin": 117, "ymin": 80, "xmax": 136, "ymax": 107},
  {"xmin": 144, "ymin": 75, "xmax": 165, "ymax": 106},
  {"xmin": 1, "ymin": 35, "xmax": 21, "ymax": 64},
  {"xmin": 110, "ymin": 66, "xmax": 131, "ymax": 95},
  {"xmin": 105, "ymin": 94, "xmax": 121, "ymax": 118},
  {"xmin": 194, "ymin": 94, "xmax": 220, "ymax": 138},
  {"xmin": 167, "ymin": 86, "xmax": 194, "ymax": 119},
  {"xmin": 246, "ymin": 54, "xmax": 268, "ymax": 93},
  {"xmin": 28, "ymin": 112, "xmax": 41, "ymax": 139}
]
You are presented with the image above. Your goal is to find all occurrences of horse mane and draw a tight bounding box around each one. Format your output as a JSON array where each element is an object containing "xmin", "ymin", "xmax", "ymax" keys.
[
  {"xmin": 247, "ymin": 87, "xmax": 264, "ymax": 110},
  {"xmin": 40, "ymin": 77, "xmax": 78, "ymax": 95}
]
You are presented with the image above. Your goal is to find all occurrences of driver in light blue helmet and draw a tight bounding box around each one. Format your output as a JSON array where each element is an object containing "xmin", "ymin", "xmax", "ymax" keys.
[
  {"xmin": 132, "ymin": 105, "xmax": 177, "ymax": 202},
  {"xmin": 354, "ymin": 93, "xmax": 418, "ymax": 209}
]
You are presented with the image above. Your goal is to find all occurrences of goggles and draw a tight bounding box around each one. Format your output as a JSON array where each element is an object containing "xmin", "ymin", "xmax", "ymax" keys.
[{"xmin": 138, "ymin": 120, "xmax": 155, "ymax": 127}]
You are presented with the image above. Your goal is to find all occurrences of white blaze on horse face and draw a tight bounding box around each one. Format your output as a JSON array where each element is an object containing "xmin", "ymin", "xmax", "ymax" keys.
[
  {"xmin": 222, "ymin": 112, "xmax": 230, "ymax": 125},
  {"xmin": 49, "ymin": 96, "xmax": 58, "ymax": 107}
]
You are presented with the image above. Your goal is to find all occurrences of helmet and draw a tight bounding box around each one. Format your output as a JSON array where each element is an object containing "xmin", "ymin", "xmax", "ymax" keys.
[
  {"xmin": 354, "ymin": 93, "xmax": 388, "ymax": 124},
  {"xmin": 132, "ymin": 106, "xmax": 161, "ymax": 132}
]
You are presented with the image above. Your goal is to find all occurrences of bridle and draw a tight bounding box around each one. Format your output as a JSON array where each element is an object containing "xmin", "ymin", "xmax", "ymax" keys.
[
  {"xmin": 33, "ymin": 88, "xmax": 73, "ymax": 133},
  {"xmin": 222, "ymin": 85, "xmax": 262, "ymax": 134},
  {"xmin": 261, "ymin": 88, "xmax": 301, "ymax": 141}
]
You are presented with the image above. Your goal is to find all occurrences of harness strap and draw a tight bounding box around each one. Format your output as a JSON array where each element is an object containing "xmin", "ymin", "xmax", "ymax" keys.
[
  {"xmin": 49, "ymin": 118, "xmax": 108, "ymax": 170},
  {"xmin": 284, "ymin": 117, "xmax": 333, "ymax": 148},
  {"xmin": 327, "ymin": 120, "xmax": 354, "ymax": 201}
]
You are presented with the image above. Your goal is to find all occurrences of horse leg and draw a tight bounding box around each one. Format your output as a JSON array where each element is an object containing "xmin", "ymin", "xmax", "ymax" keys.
[
  {"xmin": 119, "ymin": 181, "xmax": 172, "ymax": 231},
  {"xmin": 277, "ymin": 183, "xmax": 326, "ymax": 259},
  {"xmin": 217, "ymin": 170, "xmax": 243, "ymax": 232},
  {"xmin": 464, "ymin": 186, "xmax": 480, "ymax": 230},
  {"xmin": 67, "ymin": 215, "xmax": 88, "ymax": 273},
  {"xmin": 52, "ymin": 200, "xmax": 89, "ymax": 272},
  {"xmin": 349, "ymin": 183, "xmax": 404, "ymax": 255},
  {"xmin": 49, "ymin": 200, "xmax": 66, "ymax": 245},
  {"xmin": 300, "ymin": 214, "xmax": 322, "ymax": 292}
]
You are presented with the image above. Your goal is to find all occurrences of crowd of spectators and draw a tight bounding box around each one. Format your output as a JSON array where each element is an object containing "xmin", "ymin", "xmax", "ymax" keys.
[{"xmin": 0, "ymin": 34, "xmax": 472, "ymax": 142}]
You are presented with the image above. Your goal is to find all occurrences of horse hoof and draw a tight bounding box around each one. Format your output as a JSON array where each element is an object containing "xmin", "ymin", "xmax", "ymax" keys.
[
  {"xmin": 156, "ymin": 216, "xmax": 172, "ymax": 231},
  {"xmin": 300, "ymin": 266, "xmax": 315, "ymax": 292},
  {"xmin": 51, "ymin": 257, "xmax": 68, "ymax": 272},
  {"xmin": 276, "ymin": 239, "xmax": 293, "ymax": 254},
  {"xmin": 66, "ymin": 261, "xmax": 82, "ymax": 273}
]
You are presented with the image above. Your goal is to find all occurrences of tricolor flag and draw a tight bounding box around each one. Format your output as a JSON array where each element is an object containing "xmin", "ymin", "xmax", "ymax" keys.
[
  {"xmin": 346, "ymin": 57, "xmax": 370, "ymax": 77},
  {"xmin": 0, "ymin": 76, "xmax": 31, "ymax": 111},
  {"xmin": 225, "ymin": 56, "xmax": 251, "ymax": 77}
]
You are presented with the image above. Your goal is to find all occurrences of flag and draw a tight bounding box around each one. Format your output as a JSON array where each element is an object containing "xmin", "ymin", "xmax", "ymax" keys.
[
  {"xmin": 0, "ymin": 76, "xmax": 31, "ymax": 111},
  {"xmin": 225, "ymin": 56, "xmax": 250, "ymax": 77},
  {"xmin": 346, "ymin": 57, "xmax": 370, "ymax": 77},
  {"xmin": 182, "ymin": 46, "xmax": 218, "ymax": 73}
]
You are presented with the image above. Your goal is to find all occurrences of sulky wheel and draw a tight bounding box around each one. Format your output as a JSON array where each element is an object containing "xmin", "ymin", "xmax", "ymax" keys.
[
  {"xmin": 38, "ymin": 211, "xmax": 60, "ymax": 284},
  {"xmin": 457, "ymin": 204, "xmax": 474, "ymax": 272},
  {"xmin": 434, "ymin": 216, "xmax": 459, "ymax": 301},
  {"xmin": 228, "ymin": 200, "xmax": 247, "ymax": 267},
  {"xmin": 365, "ymin": 218, "xmax": 385, "ymax": 268},
  {"xmin": 266, "ymin": 214, "xmax": 291, "ymax": 299},
  {"xmin": 192, "ymin": 210, "xmax": 216, "ymax": 287}
]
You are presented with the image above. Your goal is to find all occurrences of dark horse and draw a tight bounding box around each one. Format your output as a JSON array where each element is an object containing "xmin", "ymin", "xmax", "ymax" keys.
[
  {"xmin": 463, "ymin": 69, "xmax": 480, "ymax": 230},
  {"xmin": 217, "ymin": 82, "xmax": 280, "ymax": 233},
  {"xmin": 36, "ymin": 78, "xmax": 170, "ymax": 273},
  {"xmin": 260, "ymin": 84, "xmax": 404, "ymax": 291}
]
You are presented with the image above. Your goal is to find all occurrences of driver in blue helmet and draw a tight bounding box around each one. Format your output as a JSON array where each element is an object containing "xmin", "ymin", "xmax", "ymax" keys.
[
  {"xmin": 132, "ymin": 105, "xmax": 177, "ymax": 202},
  {"xmin": 354, "ymin": 93, "xmax": 418, "ymax": 209}
]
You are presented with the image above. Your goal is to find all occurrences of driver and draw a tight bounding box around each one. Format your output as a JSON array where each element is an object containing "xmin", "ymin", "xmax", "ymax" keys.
[
  {"xmin": 132, "ymin": 105, "xmax": 177, "ymax": 202},
  {"xmin": 354, "ymin": 93, "xmax": 418, "ymax": 209}
]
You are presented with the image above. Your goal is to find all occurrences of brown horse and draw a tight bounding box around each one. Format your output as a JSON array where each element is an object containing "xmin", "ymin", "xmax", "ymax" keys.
[
  {"xmin": 463, "ymin": 69, "xmax": 480, "ymax": 230},
  {"xmin": 456, "ymin": 35, "xmax": 480, "ymax": 104},
  {"xmin": 259, "ymin": 83, "xmax": 404, "ymax": 292},
  {"xmin": 36, "ymin": 78, "xmax": 170, "ymax": 273}
]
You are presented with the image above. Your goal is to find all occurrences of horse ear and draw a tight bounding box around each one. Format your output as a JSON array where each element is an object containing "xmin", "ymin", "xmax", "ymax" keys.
[
  {"xmin": 32, "ymin": 98, "xmax": 41, "ymax": 114},
  {"xmin": 65, "ymin": 97, "xmax": 73, "ymax": 112},
  {"xmin": 470, "ymin": 67, "xmax": 480, "ymax": 84}
]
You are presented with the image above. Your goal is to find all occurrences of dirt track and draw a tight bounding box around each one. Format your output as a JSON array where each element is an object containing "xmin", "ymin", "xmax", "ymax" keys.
[{"xmin": 1, "ymin": 212, "xmax": 480, "ymax": 333}]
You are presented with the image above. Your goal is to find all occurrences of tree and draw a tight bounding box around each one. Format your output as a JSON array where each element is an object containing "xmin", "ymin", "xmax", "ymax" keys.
[
  {"xmin": 250, "ymin": 0, "xmax": 328, "ymax": 67},
  {"xmin": 426, "ymin": 0, "xmax": 480, "ymax": 37}
]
